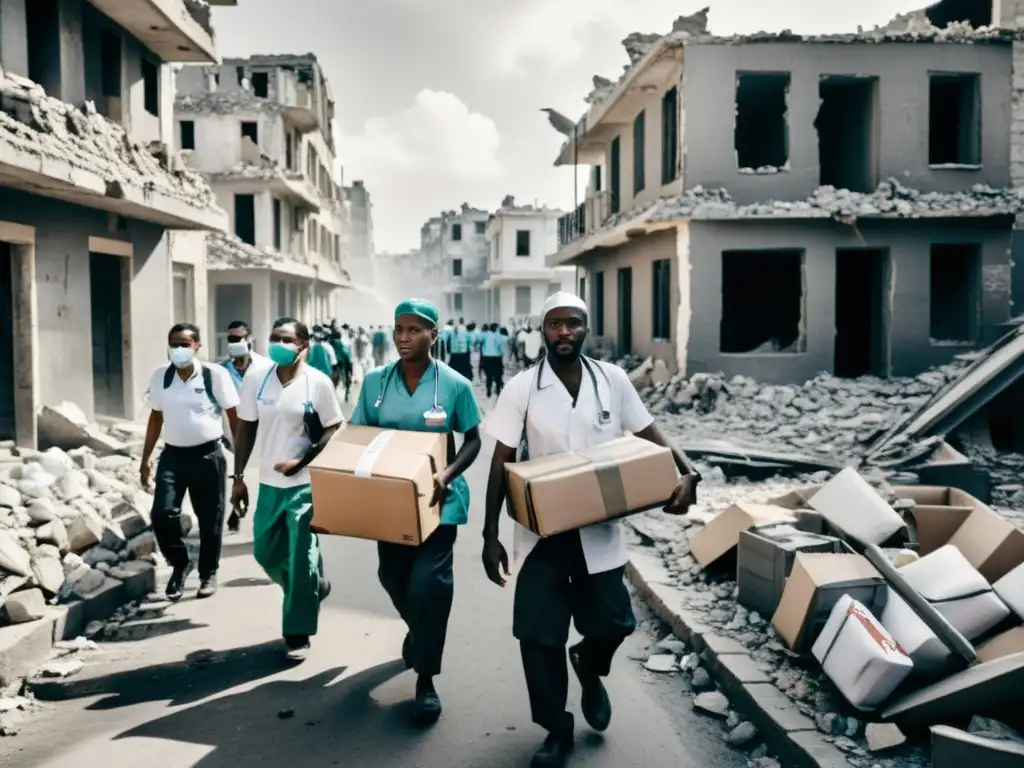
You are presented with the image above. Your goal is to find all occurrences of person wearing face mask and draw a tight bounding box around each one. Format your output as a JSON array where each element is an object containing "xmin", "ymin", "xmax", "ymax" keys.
[
  {"xmin": 221, "ymin": 320, "xmax": 266, "ymax": 392},
  {"xmin": 230, "ymin": 317, "xmax": 345, "ymax": 661},
  {"xmin": 481, "ymin": 293, "xmax": 700, "ymax": 768},
  {"xmin": 140, "ymin": 324, "xmax": 241, "ymax": 602}
]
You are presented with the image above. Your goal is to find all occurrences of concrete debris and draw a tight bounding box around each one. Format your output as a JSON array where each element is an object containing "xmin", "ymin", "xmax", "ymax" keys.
[
  {"xmin": 207, "ymin": 231, "xmax": 293, "ymax": 270},
  {"xmin": 0, "ymin": 72, "xmax": 216, "ymax": 211},
  {"xmin": 694, "ymin": 690, "xmax": 731, "ymax": 717},
  {"xmin": 726, "ymin": 720, "xmax": 758, "ymax": 747},
  {"xmin": 643, "ymin": 653, "xmax": 679, "ymax": 672},
  {"xmin": 866, "ymin": 722, "xmax": 908, "ymax": 752}
]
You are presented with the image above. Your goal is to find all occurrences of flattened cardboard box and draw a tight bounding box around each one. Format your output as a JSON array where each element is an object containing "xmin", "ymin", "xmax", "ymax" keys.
[
  {"xmin": 309, "ymin": 425, "xmax": 447, "ymax": 546},
  {"xmin": 505, "ymin": 436, "xmax": 679, "ymax": 537}
]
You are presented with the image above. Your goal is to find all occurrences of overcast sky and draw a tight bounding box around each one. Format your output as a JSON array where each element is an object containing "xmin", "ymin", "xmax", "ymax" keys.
[{"xmin": 213, "ymin": 1, "xmax": 925, "ymax": 253}]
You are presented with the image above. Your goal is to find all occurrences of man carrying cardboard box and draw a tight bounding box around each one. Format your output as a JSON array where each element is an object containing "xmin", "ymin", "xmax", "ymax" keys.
[
  {"xmin": 349, "ymin": 298, "xmax": 483, "ymax": 726},
  {"xmin": 230, "ymin": 318, "xmax": 345, "ymax": 661},
  {"xmin": 482, "ymin": 292, "xmax": 699, "ymax": 768}
]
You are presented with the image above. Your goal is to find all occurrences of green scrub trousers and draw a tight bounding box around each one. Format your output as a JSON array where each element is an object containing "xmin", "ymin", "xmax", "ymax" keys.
[{"xmin": 252, "ymin": 483, "xmax": 323, "ymax": 637}]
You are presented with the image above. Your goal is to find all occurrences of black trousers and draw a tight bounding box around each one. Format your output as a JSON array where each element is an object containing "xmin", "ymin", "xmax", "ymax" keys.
[
  {"xmin": 449, "ymin": 352, "xmax": 472, "ymax": 380},
  {"xmin": 378, "ymin": 524, "xmax": 457, "ymax": 677},
  {"xmin": 482, "ymin": 355, "xmax": 504, "ymax": 397},
  {"xmin": 513, "ymin": 531, "xmax": 635, "ymax": 734},
  {"xmin": 151, "ymin": 441, "xmax": 227, "ymax": 579}
]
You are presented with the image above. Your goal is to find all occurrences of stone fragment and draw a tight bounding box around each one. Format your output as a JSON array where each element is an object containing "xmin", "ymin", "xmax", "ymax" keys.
[
  {"xmin": 66, "ymin": 508, "xmax": 105, "ymax": 553},
  {"xmin": 644, "ymin": 654, "xmax": 678, "ymax": 673},
  {"xmin": 35, "ymin": 519, "xmax": 69, "ymax": 551},
  {"xmin": 2, "ymin": 587, "xmax": 47, "ymax": 623},
  {"xmin": 37, "ymin": 659, "xmax": 84, "ymax": 678},
  {"xmin": 693, "ymin": 691, "xmax": 730, "ymax": 717},
  {"xmin": 31, "ymin": 551, "xmax": 65, "ymax": 594},
  {"xmin": 725, "ymin": 721, "xmax": 758, "ymax": 747},
  {"xmin": 865, "ymin": 722, "xmax": 906, "ymax": 752},
  {"xmin": 0, "ymin": 531, "xmax": 31, "ymax": 577}
]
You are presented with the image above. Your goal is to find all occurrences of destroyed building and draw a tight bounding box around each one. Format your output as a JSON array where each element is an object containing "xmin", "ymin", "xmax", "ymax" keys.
[
  {"xmin": 420, "ymin": 205, "xmax": 491, "ymax": 321},
  {"xmin": 173, "ymin": 53, "xmax": 351, "ymax": 357},
  {"xmin": 482, "ymin": 197, "xmax": 573, "ymax": 325},
  {"xmin": 549, "ymin": 5, "xmax": 1024, "ymax": 385},
  {"xmin": 0, "ymin": 0, "xmax": 238, "ymax": 450}
]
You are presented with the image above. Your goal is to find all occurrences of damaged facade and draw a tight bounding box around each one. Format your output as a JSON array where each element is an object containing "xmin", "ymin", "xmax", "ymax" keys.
[
  {"xmin": 0, "ymin": 0, "xmax": 233, "ymax": 449},
  {"xmin": 482, "ymin": 196, "xmax": 573, "ymax": 324},
  {"xmin": 173, "ymin": 53, "xmax": 350, "ymax": 356},
  {"xmin": 551, "ymin": 7, "xmax": 1023, "ymax": 384},
  {"xmin": 421, "ymin": 204, "xmax": 490, "ymax": 321}
]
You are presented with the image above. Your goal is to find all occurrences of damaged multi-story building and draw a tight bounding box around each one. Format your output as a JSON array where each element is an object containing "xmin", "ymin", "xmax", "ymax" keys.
[
  {"xmin": 549, "ymin": 2, "xmax": 1024, "ymax": 384},
  {"xmin": 174, "ymin": 53, "xmax": 350, "ymax": 356},
  {"xmin": 483, "ymin": 196, "xmax": 574, "ymax": 325},
  {"xmin": 419, "ymin": 204, "xmax": 490, "ymax": 321},
  {"xmin": 0, "ymin": 0, "xmax": 237, "ymax": 449}
]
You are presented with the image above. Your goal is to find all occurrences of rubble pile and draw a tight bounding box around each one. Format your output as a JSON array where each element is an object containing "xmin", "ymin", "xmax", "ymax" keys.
[
  {"xmin": 0, "ymin": 72, "xmax": 217, "ymax": 211},
  {"xmin": 0, "ymin": 442, "xmax": 157, "ymax": 633},
  {"xmin": 207, "ymin": 231, "xmax": 294, "ymax": 270},
  {"xmin": 633, "ymin": 364, "xmax": 965, "ymax": 461}
]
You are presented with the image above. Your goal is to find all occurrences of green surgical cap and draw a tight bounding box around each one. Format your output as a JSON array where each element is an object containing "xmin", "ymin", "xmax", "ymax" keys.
[{"xmin": 394, "ymin": 298, "xmax": 439, "ymax": 327}]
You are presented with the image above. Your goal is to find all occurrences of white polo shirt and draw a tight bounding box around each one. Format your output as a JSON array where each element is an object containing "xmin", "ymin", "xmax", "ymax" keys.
[
  {"xmin": 147, "ymin": 361, "xmax": 240, "ymax": 448},
  {"xmin": 237, "ymin": 362, "xmax": 345, "ymax": 489},
  {"xmin": 486, "ymin": 357, "xmax": 654, "ymax": 574}
]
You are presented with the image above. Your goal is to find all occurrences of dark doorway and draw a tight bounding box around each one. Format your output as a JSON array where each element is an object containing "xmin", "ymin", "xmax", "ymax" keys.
[
  {"xmin": 617, "ymin": 267, "xmax": 632, "ymax": 355},
  {"xmin": 0, "ymin": 245, "xmax": 14, "ymax": 440},
  {"xmin": 834, "ymin": 248, "xmax": 890, "ymax": 378},
  {"xmin": 816, "ymin": 76, "xmax": 878, "ymax": 193},
  {"xmin": 610, "ymin": 137, "xmax": 621, "ymax": 215},
  {"xmin": 89, "ymin": 252, "xmax": 125, "ymax": 417},
  {"xmin": 720, "ymin": 250, "xmax": 804, "ymax": 354},
  {"xmin": 235, "ymin": 194, "xmax": 256, "ymax": 245}
]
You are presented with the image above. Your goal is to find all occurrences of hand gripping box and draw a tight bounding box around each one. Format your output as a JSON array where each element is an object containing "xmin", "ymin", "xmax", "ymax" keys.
[
  {"xmin": 504, "ymin": 435, "xmax": 680, "ymax": 537},
  {"xmin": 309, "ymin": 426, "xmax": 447, "ymax": 546}
]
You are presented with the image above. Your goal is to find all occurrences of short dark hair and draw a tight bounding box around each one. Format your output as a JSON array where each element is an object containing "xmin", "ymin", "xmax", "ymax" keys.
[
  {"xmin": 272, "ymin": 316, "xmax": 310, "ymax": 341},
  {"xmin": 227, "ymin": 320, "xmax": 250, "ymax": 335},
  {"xmin": 169, "ymin": 323, "xmax": 200, "ymax": 342}
]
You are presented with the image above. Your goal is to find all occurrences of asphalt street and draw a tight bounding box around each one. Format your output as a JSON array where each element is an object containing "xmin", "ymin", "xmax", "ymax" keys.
[{"xmin": 0, "ymin": 367, "xmax": 746, "ymax": 768}]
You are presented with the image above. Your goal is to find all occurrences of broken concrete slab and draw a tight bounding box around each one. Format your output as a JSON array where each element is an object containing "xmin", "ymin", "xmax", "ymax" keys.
[
  {"xmin": 37, "ymin": 405, "xmax": 130, "ymax": 457},
  {"xmin": 931, "ymin": 724, "xmax": 1024, "ymax": 767},
  {"xmin": 0, "ymin": 615, "xmax": 57, "ymax": 690}
]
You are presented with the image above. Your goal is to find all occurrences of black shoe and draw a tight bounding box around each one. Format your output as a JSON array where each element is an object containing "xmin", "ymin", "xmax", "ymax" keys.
[
  {"xmin": 165, "ymin": 561, "xmax": 194, "ymax": 602},
  {"xmin": 318, "ymin": 577, "xmax": 332, "ymax": 603},
  {"xmin": 569, "ymin": 643, "xmax": 612, "ymax": 732},
  {"xmin": 414, "ymin": 675, "xmax": 442, "ymax": 725},
  {"xmin": 402, "ymin": 631, "xmax": 414, "ymax": 669},
  {"xmin": 227, "ymin": 512, "xmax": 240, "ymax": 533},
  {"xmin": 284, "ymin": 634, "xmax": 310, "ymax": 661},
  {"xmin": 197, "ymin": 574, "xmax": 218, "ymax": 599},
  {"xmin": 530, "ymin": 730, "xmax": 574, "ymax": 768}
]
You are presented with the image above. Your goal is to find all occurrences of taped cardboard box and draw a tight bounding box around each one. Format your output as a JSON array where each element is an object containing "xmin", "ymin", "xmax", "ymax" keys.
[
  {"xmin": 811, "ymin": 594, "xmax": 914, "ymax": 711},
  {"xmin": 504, "ymin": 436, "xmax": 680, "ymax": 537},
  {"xmin": 691, "ymin": 504, "xmax": 797, "ymax": 568},
  {"xmin": 309, "ymin": 426, "xmax": 447, "ymax": 546},
  {"xmin": 772, "ymin": 552, "xmax": 884, "ymax": 653},
  {"xmin": 736, "ymin": 524, "xmax": 847, "ymax": 617}
]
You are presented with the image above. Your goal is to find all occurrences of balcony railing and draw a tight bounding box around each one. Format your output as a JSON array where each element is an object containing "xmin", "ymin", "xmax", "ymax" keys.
[{"xmin": 557, "ymin": 191, "xmax": 613, "ymax": 248}]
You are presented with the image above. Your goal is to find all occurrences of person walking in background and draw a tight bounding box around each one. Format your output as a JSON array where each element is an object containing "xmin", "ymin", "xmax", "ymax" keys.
[
  {"xmin": 448, "ymin": 317, "xmax": 472, "ymax": 379},
  {"xmin": 466, "ymin": 321, "xmax": 480, "ymax": 381},
  {"xmin": 371, "ymin": 325, "xmax": 389, "ymax": 367},
  {"xmin": 307, "ymin": 325, "xmax": 338, "ymax": 384},
  {"xmin": 516, "ymin": 323, "xmax": 528, "ymax": 367},
  {"xmin": 438, "ymin": 318, "xmax": 454, "ymax": 362},
  {"xmin": 141, "ymin": 323, "xmax": 240, "ymax": 601},
  {"xmin": 523, "ymin": 323, "xmax": 543, "ymax": 367},
  {"xmin": 481, "ymin": 322, "xmax": 507, "ymax": 398},
  {"xmin": 330, "ymin": 324, "xmax": 354, "ymax": 402},
  {"xmin": 231, "ymin": 317, "xmax": 344, "ymax": 661},
  {"xmin": 220, "ymin": 320, "xmax": 265, "ymax": 532}
]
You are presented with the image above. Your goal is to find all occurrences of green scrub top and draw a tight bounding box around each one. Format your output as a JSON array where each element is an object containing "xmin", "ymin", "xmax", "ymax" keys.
[
  {"xmin": 350, "ymin": 359, "xmax": 482, "ymax": 526},
  {"xmin": 449, "ymin": 329, "xmax": 470, "ymax": 354}
]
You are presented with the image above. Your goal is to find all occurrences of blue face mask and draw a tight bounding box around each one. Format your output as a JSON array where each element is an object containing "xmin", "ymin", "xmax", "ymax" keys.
[
  {"xmin": 268, "ymin": 341, "xmax": 299, "ymax": 366},
  {"xmin": 168, "ymin": 346, "xmax": 195, "ymax": 369}
]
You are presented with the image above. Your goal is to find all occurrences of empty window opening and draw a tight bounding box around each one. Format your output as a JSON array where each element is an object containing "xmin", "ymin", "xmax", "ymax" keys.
[
  {"xmin": 930, "ymin": 244, "xmax": 980, "ymax": 343},
  {"xmin": 234, "ymin": 194, "xmax": 256, "ymax": 245},
  {"xmin": 100, "ymin": 30, "xmax": 122, "ymax": 99},
  {"xmin": 251, "ymin": 71, "xmax": 269, "ymax": 98},
  {"xmin": 241, "ymin": 121, "xmax": 258, "ymax": 145},
  {"xmin": 451, "ymin": 223, "xmax": 462, "ymax": 241},
  {"xmin": 179, "ymin": 120, "xmax": 195, "ymax": 150},
  {"xmin": 834, "ymin": 249, "xmax": 890, "ymax": 378},
  {"xmin": 514, "ymin": 285, "xmax": 531, "ymax": 316},
  {"xmin": 661, "ymin": 87, "xmax": 679, "ymax": 184},
  {"xmin": 594, "ymin": 271, "xmax": 606, "ymax": 336},
  {"xmin": 652, "ymin": 259, "xmax": 672, "ymax": 339},
  {"xmin": 454, "ymin": 292, "xmax": 464, "ymax": 313},
  {"xmin": 579, "ymin": 276, "xmax": 586, "ymax": 300},
  {"xmin": 929, "ymin": 73, "xmax": 980, "ymax": 166},
  {"xmin": 452, "ymin": 258, "xmax": 462, "ymax": 277},
  {"xmin": 26, "ymin": 0, "xmax": 60, "ymax": 96},
  {"xmin": 475, "ymin": 221, "xmax": 486, "ymax": 234},
  {"xmin": 592, "ymin": 165, "xmax": 602, "ymax": 192},
  {"xmin": 633, "ymin": 110, "xmax": 646, "ymax": 194},
  {"xmin": 236, "ymin": 66, "xmax": 245, "ymax": 85},
  {"xmin": 985, "ymin": 376, "xmax": 1024, "ymax": 453},
  {"xmin": 816, "ymin": 76, "xmax": 878, "ymax": 193},
  {"xmin": 272, "ymin": 198, "xmax": 282, "ymax": 250},
  {"xmin": 610, "ymin": 137, "xmax": 621, "ymax": 214},
  {"xmin": 516, "ymin": 230, "xmax": 531, "ymax": 256},
  {"xmin": 926, "ymin": 0, "xmax": 990, "ymax": 28},
  {"xmin": 142, "ymin": 58, "xmax": 159, "ymax": 116},
  {"xmin": 735, "ymin": 73, "xmax": 790, "ymax": 170},
  {"xmin": 721, "ymin": 250, "xmax": 803, "ymax": 354}
]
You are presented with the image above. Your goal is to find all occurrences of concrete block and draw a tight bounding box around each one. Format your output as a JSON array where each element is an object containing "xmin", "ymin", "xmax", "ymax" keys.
[
  {"xmin": 120, "ymin": 563, "xmax": 156, "ymax": 601},
  {"xmin": 628, "ymin": 549, "xmax": 673, "ymax": 585},
  {"xmin": 51, "ymin": 601, "xmax": 84, "ymax": 642},
  {"xmin": 787, "ymin": 730, "xmax": 854, "ymax": 768},
  {"xmin": 81, "ymin": 578, "xmax": 126, "ymax": 625},
  {"xmin": 0, "ymin": 615, "xmax": 57, "ymax": 689},
  {"xmin": 737, "ymin": 682, "xmax": 816, "ymax": 733},
  {"xmin": 700, "ymin": 632, "xmax": 746, "ymax": 655},
  {"xmin": 715, "ymin": 652, "xmax": 771, "ymax": 686}
]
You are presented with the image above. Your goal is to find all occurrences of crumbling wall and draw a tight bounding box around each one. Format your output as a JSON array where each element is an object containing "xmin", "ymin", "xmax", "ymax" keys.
[
  {"xmin": 681, "ymin": 41, "xmax": 1011, "ymax": 205},
  {"xmin": 685, "ymin": 218, "xmax": 1012, "ymax": 384}
]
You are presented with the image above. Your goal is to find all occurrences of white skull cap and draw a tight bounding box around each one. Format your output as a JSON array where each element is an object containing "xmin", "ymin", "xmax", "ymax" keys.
[{"xmin": 542, "ymin": 291, "xmax": 588, "ymax": 320}]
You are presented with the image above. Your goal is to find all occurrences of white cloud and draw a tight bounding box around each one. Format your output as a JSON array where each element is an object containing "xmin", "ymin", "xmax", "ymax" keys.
[{"xmin": 338, "ymin": 90, "xmax": 502, "ymax": 252}]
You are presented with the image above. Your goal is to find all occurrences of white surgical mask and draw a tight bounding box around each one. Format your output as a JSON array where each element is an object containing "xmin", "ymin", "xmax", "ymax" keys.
[
  {"xmin": 169, "ymin": 346, "xmax": 195, "ymax": 369},
  {"xmin": 228, "ymin": 341, "xmax": 249, "ymax": 358}
]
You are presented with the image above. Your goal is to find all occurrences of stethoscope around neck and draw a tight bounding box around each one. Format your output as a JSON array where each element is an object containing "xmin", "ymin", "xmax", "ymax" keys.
[
  {"xmin": 534, "ymin": 356, "xmax": 612, "ymax": 426},
  {"xmin": 375, "ymin": 360, "xmax": 446, "ymax": 425}
]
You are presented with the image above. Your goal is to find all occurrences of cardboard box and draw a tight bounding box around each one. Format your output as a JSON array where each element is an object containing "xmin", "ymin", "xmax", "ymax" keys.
[
  {"xmin": 736, "ymin": 524, "xmax": 846, "ymax": 617},
  {"xmin": 808, "ymin": 467, "xmax": 908, "ymax": 547},
  {"xmin": 691, "ymin": 504, "xmax": 797, "ymax": 568},
  {"xmin": 308, "ymin": 426, "xmax": 447, "ymax": 546},
  {"xmin": 504, "ymin": 436, "xmax": 679, "ymax": 537},
  {"xmin": 890, "ymin": 485, "xmax": 978, "ymax": 556},
  {"xmin": 994, "ymin": 561, "xmax": 1024, "ymax": 620},
  {"xmin": 946, "ymin": 503, "xmax": 1024, "ymax": 584},
  {"xmin": 898, "ymin": 545, "xmax": 1012, "ymax": 641},
  {"xmin": 811, "ymin": 594, "xmax": 913, "ymax": 711},
  {"xmin": 772, "ymin": 552, "xmax": 884, "ymax": 653},
  {"xmin": 880, "ymin": 587, "xmax": 959, "ymax": 673},
  {"xmin": 974, "ymin": 627, "xmax": 1024, "ymax": 664}
]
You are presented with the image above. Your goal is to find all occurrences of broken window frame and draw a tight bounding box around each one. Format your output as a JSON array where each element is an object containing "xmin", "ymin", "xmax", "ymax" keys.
[
  {"xmin": 719, "ymin": 249, "xmax": 806, "ymax": 355},
  {"xmin": 734, "ymin": 72, "xmax": 791, "ymax": 173},
  {"xmin": 929, "ymin": 243, "xmax": 981, "ymax": 345},
  {"xmin": 633, "ymin": 110, "xmax": 646, "ymax": 195},
  {"xmin": 652, "ymin": 259, "xmax": 672, "ymax": 340},
  {"xmin": 241, "ymin": 120, "xmax": 258, "ymax": 146},
  {"xmin": 927, "ymin": 71, "xmax": 982, "ymax": 169},
  {"xmin": 251, "ymin": 71, "xmax": 269, "ymax": 98}
]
